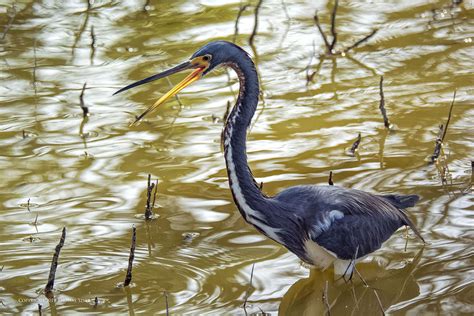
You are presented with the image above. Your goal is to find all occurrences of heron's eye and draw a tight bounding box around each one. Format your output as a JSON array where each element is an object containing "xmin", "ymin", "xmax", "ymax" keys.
[{"xmin": 202, "ymin": 55, "xmax": 212, "ymax": 62}]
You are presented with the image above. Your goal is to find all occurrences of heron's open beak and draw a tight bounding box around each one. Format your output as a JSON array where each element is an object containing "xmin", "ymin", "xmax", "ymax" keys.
[{"xmin": 114, "ymin": 60, "xmax": 205, "ymax": 125}]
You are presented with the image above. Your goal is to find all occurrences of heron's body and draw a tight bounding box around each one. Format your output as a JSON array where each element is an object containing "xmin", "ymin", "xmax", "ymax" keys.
[{"xmin": 116, "ymin": 40, "xmax": 424, "ymax": 278}]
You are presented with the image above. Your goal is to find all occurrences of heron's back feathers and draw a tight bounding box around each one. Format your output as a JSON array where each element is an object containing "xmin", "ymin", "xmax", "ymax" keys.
[{"xmin": 272, "ymin": 185, "xmax": 424, "ymax": 262}]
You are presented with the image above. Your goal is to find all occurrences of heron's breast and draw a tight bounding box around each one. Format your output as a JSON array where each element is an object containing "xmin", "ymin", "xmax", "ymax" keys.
[{"xmin": 303, "ymin": 239, "xmax": 338, "ymax": 270}]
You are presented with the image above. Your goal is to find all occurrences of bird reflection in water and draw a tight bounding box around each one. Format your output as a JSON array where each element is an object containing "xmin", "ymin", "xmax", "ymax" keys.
[{"xmin": 280, "ymin": 247, "xmax": 423, "ymax": 315}]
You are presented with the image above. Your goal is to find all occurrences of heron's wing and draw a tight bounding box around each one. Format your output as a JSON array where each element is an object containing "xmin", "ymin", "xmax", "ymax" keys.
[
  {"xmin": 296, "ymin": 186, "xmax": 420, "ymax": 259},
  {"xmin": 312, "ymin": 212, "xmax": 403, "ymax": 260}
]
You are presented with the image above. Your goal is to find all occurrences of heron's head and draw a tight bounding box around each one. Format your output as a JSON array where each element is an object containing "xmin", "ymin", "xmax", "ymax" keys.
[{"xmin": 114, "ymin": 41, "xmax": 248, "ymax": 125}]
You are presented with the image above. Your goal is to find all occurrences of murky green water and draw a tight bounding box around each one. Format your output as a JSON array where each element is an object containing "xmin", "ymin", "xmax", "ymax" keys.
[{"xmin": 1, "ymin": 0, "xmax": 473, "ymax": 314}]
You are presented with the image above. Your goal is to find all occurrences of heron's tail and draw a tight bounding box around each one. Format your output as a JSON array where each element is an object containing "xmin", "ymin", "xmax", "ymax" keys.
[
  {"xmin": 379, "ymin": 194, "xmax": 425, "ymax": 243},
  {"xmin": 379, "ymin": 194, "xmax": 419, "ymax": 208}
]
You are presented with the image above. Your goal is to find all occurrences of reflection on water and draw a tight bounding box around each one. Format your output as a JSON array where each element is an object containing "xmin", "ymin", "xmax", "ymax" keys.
[
  {"xmin": 0, "ymin": 0, "xmax": 473, "ymax": 314},
  {"xmin": 280, "ymin": 248, "xmax": 424, "ymax": 315}
]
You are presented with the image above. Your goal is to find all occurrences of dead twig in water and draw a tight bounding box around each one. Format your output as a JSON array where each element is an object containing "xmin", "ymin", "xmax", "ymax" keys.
[
  {"xmin": 440, "ymin": 90, "xmax": 456, "ymax": 144},
  {"xmin": 312, "ymin": 1, "xmax": 377, "ymax": 56},
  {"xmin": 45, "ymin": 227, "xmax": 66, "ymax": 295},
  {"xmin": 328, "ymin": 171, "xmax": 334, "ymax": 185},
  {"xmin": 430, "ymin": 90, "xmax": 456, "ymax": 163},
  {"xmin": 144, "ymin": 174, "xmax": 158, "ymax": 220},
  {"xmin": 431, "ymin": 124, "xmax": 444, "ymax": 163},
  {"xmin": 343, "ymin": 29, "xmax": 378, "ymax": 53},
  {"xmin": 124, "ymin": 226, "xmax": 136, "ymax": 287},
  {"xmin": 233, "ymin": 3, "xmax": 250, "ymax": 43},
  {"xmin": 33, "ymin": 213, "xmax": 39, "ymax": 229},
  {"xmin": 350, "ymin": 133, "xmax": 362, "ymax": 155},
  {"xmin": 329, "ymin": 0, "xmax": 339, "ymax": 53},
  {"xmin": 378, "ymin": 76, "xmax": 391, "ymax": 129},
  {"xmin": 164, "ymin": 291, "xmax": 169, "ymax": 316},
  {"xmin": 90, "ymin": 25, "xmax": 96, "ymax": 64},
  {"xmin": 243, "ymin": 263, "xmax": 255, "ymax": 315},
  {"xmin": 313, "ymin": 11, "xmax": 331, "ymax": 53},
  {"xmin": 249, "ymin": 0, "xmax": 264, "ymax": 46},
  {"xmin": 322, "ymin": 280, "xmax": 331, "ymax": 315},
  {"xmin": 79, "ymin": 82, "xmax": 89, "ymax": 117}
]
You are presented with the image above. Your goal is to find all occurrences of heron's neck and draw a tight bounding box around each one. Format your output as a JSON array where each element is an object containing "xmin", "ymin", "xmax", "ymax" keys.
[{"xmin": 223, "ymin": 59, "xmax": 269, "ymax": 223}]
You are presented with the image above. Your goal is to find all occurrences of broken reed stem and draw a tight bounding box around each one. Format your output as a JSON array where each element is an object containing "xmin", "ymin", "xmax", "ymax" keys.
[
  {"xmin": 233, "ymin": 3, "xmax": 250, "ymax": 43},
  {"xmin": 79, "ymin": 82, "xmax": 89, "ymax": 117},
  {"xmin": 350, "ymin": 133, "xmax": 362, "ymax": 154},
  {"xmin": 164, "ymin": 291, "xmax": 169, "ymax": 316},
  {"xmin": 329, "ymin": 0, "xmax": 339, "ymax": 53},
  {"xmin": 314, "ymin": 11, "xmax": 331, "ymax": 53},
  {"xmin": 378, "ymin": 76, "xmax": 391, "ymax": 129},
  {"xmin": 322, "ymin": 280, "xmax": 331, "ymax": 315},
  {"xmin": 312, "ymin": 1, "xmax": 377, "ymax": 56},
  {"xmin": 441, "ymin": 90, "xmax": 457, "ymax": 143},
  {"xmin": 45, "ymin": 227, "xmax": 66, "ymax": 295},
  {"xmin": 124, "ymin": 226, "xmax": 136, "ymax": 287},
  {"xmin": 243, "ymin": 263, "xmax": 255, "ymax": 313},
  {"xmin": 343, "ymin": 29, "xmax": 378, "ymax": 52},
  {"xmin": 328, "ymin": 171, "xmax": 334, "ymax": 185},
  {"xmin": 90, "ymin": 25, "xmax": 96, "ymax": 64},
  {"xmin": 430, "ymin": 90, "xmax": 457, "ymax": 163},
  {"xmin": 145, "ymin": 174, "xmax": 157, "ymax": 220},
  {"xmin": 431, "ymin": 124, "xmax": 444, "ymax": 163},
  {"xmin": 249, "ymin": 0, "xmax": 264, "ymax": 46}
]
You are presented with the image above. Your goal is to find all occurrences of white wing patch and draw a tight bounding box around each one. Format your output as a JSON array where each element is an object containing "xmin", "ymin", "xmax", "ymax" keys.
[
  {"xmin": 329, "ymin": 210, "xmax": 344, "ymax": 220},
  {"xmin": 309, "ymin": 210, "xmax": 345, "ymax": 239}
]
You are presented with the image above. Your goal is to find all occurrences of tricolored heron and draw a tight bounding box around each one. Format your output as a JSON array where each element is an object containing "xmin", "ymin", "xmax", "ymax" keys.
[{"xmin": 115, "ymin": 41, "xmax": 424, "ymax": 278}]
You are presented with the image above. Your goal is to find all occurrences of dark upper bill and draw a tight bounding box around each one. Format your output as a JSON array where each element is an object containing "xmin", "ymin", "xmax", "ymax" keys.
[{"xmin": 113, "ymin": 60, "xmax": 205, "ymax": 126}]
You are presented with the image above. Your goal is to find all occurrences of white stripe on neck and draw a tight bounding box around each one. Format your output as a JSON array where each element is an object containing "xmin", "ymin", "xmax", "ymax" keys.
[{"xmin": 225, "ymin": 125, "xmax": 282, "ymax": 244}]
